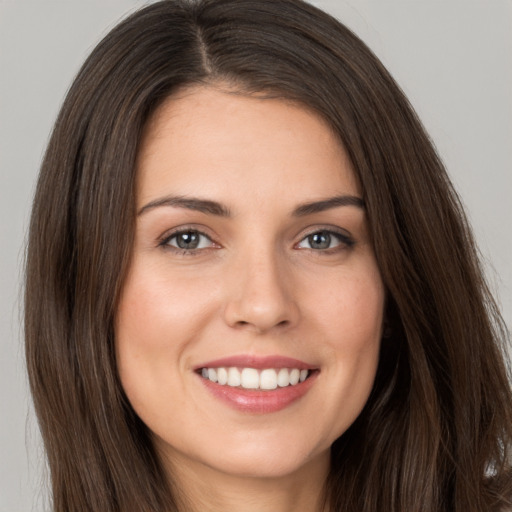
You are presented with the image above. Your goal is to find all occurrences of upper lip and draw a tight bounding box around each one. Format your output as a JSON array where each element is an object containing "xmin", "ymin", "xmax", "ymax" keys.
[{"xmin": 194, "ymin": 355, "xmax": 316, "ymax": 371}]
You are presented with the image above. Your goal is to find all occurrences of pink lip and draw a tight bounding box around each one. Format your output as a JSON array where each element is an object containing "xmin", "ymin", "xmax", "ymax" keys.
[
  {"xmin": 194, "ymin": 354, "xmax": 318, "ymax": 414},
  {"xmin": 198, "ymin": 372, "xmax": 318, "ymax": 413},
  {"xmin": 194, "ymin": 354, "xmax": 314, "ymax": 371}
]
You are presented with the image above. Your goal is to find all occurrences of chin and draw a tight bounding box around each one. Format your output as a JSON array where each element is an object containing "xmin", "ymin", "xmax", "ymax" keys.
[{"xmin": 160, "ymin": 429, "xmax": 332, "ymax": 482}]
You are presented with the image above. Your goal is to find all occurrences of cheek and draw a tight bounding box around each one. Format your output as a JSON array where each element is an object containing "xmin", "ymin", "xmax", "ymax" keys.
[
  {"xmin": 114, "ymin": 262, "xmax": 214, "ymax": 411},
  {"xmin": 310, "ymin": 264, "xmax": 385, "ymax": 348},
  {"xmin": 116, "ymin": 262, "xmax": 216, "ymax": 353},
  {"xmin": 306, "ymin": 264, "xmax": 384, "ymax": 424}
]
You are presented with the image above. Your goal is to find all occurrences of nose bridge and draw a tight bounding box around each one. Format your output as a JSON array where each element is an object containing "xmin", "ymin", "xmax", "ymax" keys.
[{"xmin": 223, "ymin": 239, "xmax": 298, "ymax": 332}]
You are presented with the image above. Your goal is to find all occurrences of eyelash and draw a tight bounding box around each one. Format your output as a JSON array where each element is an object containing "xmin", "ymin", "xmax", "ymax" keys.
[{"xmin": 158, "ymin": 227, "xmax": 355, "ymax": 255}]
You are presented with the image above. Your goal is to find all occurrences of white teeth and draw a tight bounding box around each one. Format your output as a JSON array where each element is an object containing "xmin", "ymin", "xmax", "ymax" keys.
[
  {"xmin": 227, "ymin": 367, "xmax": 241, "ymax": 387},
  {"xmin": 289, "ymin": 369, "xmax": 300, "ymax": 385},
  {"xmin": 241, "ymin": 368, "xmax": 260, "ymax": 389},
  {"xmin": 201, "ymin": 367, "xmax": 310, "ymax": 390},
  {"xmin": 217, "ymin": 367, "xmax": 228, "ymax": 385},
  {"xmin": 260, "ymin": 369, "xmax": 278, "ymax": 390},
  {"xmin": 277, "ymin": 368, "xmax": 290, "ymax": 387}
]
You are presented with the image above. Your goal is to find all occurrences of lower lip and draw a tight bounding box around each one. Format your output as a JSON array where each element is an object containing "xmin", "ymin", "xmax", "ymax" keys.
[{"xmin": 198, "ymin": 372, "xmax": 318, "ymax": 413}]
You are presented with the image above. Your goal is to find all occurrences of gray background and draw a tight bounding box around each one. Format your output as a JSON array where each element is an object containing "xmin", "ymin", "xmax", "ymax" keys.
[{"xmin": 1, "ymin": 1, "xmax": 510, "ymax": 510}]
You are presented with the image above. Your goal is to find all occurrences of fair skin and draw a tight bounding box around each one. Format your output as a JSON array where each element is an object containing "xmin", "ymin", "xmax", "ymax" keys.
[{"xmin": 116, "ymin": 86, "xmax": 385, "ymax": 512}]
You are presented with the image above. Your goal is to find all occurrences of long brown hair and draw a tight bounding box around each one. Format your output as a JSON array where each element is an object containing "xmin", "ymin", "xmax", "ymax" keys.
[{"xmin": 25, "ymin": 0, "xmax": 512, "ymax": 510}]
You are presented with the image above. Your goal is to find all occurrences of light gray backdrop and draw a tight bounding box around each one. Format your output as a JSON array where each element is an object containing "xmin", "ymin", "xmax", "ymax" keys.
[{"xmin": 1, "ymin": 1, "xmax": 510, "ymax": 510}]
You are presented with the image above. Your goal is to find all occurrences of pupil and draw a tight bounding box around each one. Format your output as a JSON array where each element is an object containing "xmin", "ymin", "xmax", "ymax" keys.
[
  {"xmin": 309, "ymin": 232, "xmax": 330, "ymax": 249},
  {"xmin": 177, "ymin": 231, "xmax": 199, "ymax": 249}
]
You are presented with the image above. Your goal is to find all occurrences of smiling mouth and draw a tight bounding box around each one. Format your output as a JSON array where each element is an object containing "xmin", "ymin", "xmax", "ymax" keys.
[
  {"xmin": 198, "ymin": 367, "xmax": 314, "ymax": 391},
  {"xmin": 196, "ymin": 357, "xmax": 319, "ymax": 413}
]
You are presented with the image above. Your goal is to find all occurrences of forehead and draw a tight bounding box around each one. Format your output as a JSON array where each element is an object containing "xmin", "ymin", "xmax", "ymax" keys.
[{"xmin": 136, "ymin": 86, "xmax": 360, "ymax": 208}]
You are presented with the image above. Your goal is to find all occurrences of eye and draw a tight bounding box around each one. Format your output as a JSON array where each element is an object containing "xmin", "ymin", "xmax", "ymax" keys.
[
  {"xmin": 296, "ymin": 230, "xmax": 354, "ymax": 251},
  {"xmin": 161, "ymin": 230, "xmax": 214, "ymax": 251}
]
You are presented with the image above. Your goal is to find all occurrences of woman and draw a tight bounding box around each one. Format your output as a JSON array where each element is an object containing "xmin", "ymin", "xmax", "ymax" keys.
[{"xmin": 24, "ymin": 0, "xmax": 512, "ymax": 511}]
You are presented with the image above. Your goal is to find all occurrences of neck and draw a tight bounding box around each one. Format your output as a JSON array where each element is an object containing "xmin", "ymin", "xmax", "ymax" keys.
[{"xmin": 164, "ymin": 452, "xmax": 330, "ymax": 512}]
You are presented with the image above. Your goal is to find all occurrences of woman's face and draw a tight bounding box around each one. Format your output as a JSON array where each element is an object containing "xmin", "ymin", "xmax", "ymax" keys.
[{"xmin": 116, "ymin": 86, "xmax": 385, "ymax": 482}]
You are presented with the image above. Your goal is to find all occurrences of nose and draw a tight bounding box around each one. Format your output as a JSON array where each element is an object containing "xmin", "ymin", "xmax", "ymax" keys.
[{"xmin": 223, "ymin": 248, "xmax": 300, "ymax": 334}]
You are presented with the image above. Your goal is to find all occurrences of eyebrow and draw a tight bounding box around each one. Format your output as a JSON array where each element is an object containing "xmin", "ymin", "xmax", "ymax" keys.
[
  {"xmin": 138, "ymin": 196, "xmax": 231, "ymax": 217},
  {"xmin": 292, "ymin": 195, "xmax": 364, "ymax": 216},
  {"xmin": 137, "ymin": 194, "xmax": 364, "ymax": 217}
]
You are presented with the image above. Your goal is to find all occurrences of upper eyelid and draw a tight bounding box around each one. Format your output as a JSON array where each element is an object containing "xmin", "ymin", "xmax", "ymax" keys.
[
  {"xmin": 159, "ymin": 224, "xmax": 215, "ymax": 240},
  {"xmin": 297, "ymin": 225, "xmax": 353, "ymax": 240}
]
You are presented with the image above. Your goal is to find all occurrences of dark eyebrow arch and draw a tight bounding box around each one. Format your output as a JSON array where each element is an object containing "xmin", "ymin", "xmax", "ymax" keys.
[
  {"xmin": 138, "ymin": 196, "xmax": 231, "ymax": 217},
  {"xmin": 293, "ymin": 195, "xmax": 364, "ymax": 216}
]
